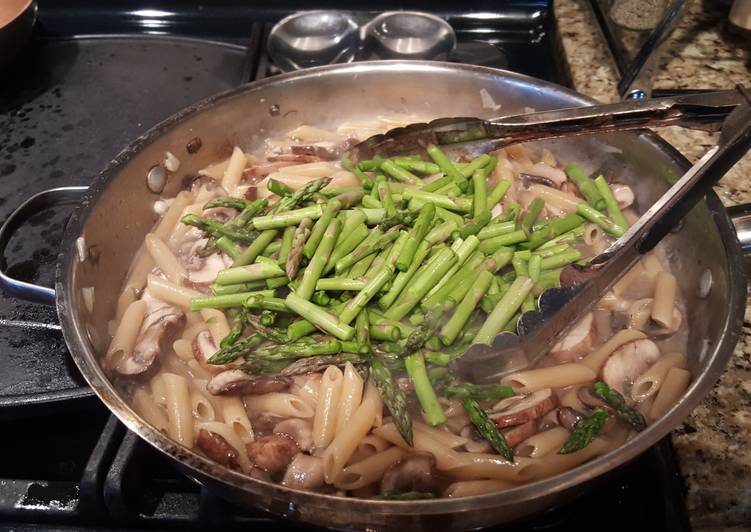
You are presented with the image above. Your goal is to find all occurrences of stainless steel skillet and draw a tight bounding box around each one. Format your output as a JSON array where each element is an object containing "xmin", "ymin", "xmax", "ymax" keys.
[{"xmin": 0, "ymin": 61, "xmax": 748, "ymax": 530}]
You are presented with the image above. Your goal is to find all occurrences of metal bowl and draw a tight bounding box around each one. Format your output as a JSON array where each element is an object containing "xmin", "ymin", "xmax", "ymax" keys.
[{"xmin": 364, "ymin": 11, "xmax": 456, "ymax": 60}]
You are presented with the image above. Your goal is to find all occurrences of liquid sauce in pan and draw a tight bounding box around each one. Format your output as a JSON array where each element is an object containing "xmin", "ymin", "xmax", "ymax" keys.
[{"xmin": 105, "ymin": 117, "xmax": 689, "ymax": 499}]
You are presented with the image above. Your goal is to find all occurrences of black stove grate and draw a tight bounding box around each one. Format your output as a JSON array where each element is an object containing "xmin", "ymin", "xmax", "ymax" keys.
[{"xmin": 0, "ymin": 1, "xmax": 688, "ymax": 530}]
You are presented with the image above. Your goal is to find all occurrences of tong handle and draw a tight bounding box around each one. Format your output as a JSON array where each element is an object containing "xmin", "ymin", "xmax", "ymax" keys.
[
  {"xmin": 487, "ymin": 89, "xmax": 745, "ymax": 143},
  {"xmin": 520, "ymin": 87, "xmax": 751, "ymax": 367}
]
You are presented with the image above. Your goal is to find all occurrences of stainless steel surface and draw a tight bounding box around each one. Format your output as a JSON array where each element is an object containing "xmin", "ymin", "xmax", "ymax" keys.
[
  {"xmin": 590, "ymin": 0, "xmax": 690, "ymax": 99},
  {"xmin": 348, "ymin": 89, "xmax": 746, "ymax": 162},
  {"xmin": 0, "ymin": 0, "xmax": 37, "ymax": 68},
  {"xmin": 460, "ymin": 91, "xmax": 751, "ymax": 382},
  {"xmin": 267, "ymin": 10, "xmax": 359, "ymax": 72},
  {"xmin": 363, "ymin": 11, "xmax": 456, "ymax": 61},
  {"xmin": 7, "ymin": 61, "xmax": 740, "ymax": 530},
  {"xmin": 0, "ymin": 186, "xmax": 88, "ymax": 305}
]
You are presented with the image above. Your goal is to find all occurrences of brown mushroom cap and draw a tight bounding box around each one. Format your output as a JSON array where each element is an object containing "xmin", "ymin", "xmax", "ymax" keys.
[
  {"xmin": 207, "ymin": 369, "xmax": 292, "ymax": 396},
  {"xmin": 489, "ymin": 388, "xmax": 558, "ymax": 428},
  {"xmin": 601, "ymin": 339, "xmax": 660, "ymax": 395},
  {"xmin": 380, "ymin": 452, "xmax": 440, "ymax": 495},
  {"xmin": 114, "ymin": 303, "xmax": 185, "ymax": 377},
  {"xmin": 246, "ymin": 434, "xmax": 299, "ymax": 474},
  {"xmin": 196, "ymin": 429, "xmax": 240, "ymax": 470},
  {"xmin": 557, "ymin": 407, "xmax": 585, "ymax": 432}
]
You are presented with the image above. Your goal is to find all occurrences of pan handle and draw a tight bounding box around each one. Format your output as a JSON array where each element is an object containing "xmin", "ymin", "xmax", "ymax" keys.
[
  {"xmin": 728, "ymin": 203, "xmax": 751, "ymax": 255},
  {"xmin": 0, "ymin": 186, "xmax": 89, "ymax": 306}
]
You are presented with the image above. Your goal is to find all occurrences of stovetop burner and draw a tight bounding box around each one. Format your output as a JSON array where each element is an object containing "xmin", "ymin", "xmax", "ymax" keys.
[{"xmin": 0, "ymin": 1, "xmax": 689, "ymax": 530}]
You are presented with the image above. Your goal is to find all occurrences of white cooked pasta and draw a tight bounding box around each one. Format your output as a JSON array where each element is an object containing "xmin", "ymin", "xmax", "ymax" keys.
[
  {"xmin": 313, "ymin": 366, "xmax": 344, "ymax": 448},
  {"xmin": 335, "ymin": 362, "xmax": 365, "ymax": 436},
  {"xmin": 162, "ymin": 372, "xmax": 194, "ymax": 447},
  {"xmin": 631, "ymin": 352, "xmax": 686, "ymax": 401},
  {"xmin": 502, "ymin": 363, "xmax": 596, "ymax": 393},
  {"xmin": 245, "ymin": 393, "xmax": 315, "ymax": 419},
  {"xmin": 648, "ymin": 367, "xmax": 691, "ymax": 421}
]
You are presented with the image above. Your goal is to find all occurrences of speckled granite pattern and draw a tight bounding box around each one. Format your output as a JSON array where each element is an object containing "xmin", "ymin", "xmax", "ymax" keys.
[{"xmin": 555, "ymin": 0, "xmax": 751, "ymax": 529}]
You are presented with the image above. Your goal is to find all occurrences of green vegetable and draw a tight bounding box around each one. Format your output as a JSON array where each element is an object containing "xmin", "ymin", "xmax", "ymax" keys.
[
  {"xmin": 559, "ymin": 408, "xmax": 610, "ymax": 454},
  {"xmin": 370, "ymin": 358, "xmax": 413, "ymax": 445},
  {"xmin": 442, "ymin": 383, "xmax": 515, "ymax": 402},
  {"xmin": 593, "ymin": 381, "xmax": 647, "ymax": 431},
  {"xmin": 462, "ymin": 399, "xmax": 514, "ymax": 461}
]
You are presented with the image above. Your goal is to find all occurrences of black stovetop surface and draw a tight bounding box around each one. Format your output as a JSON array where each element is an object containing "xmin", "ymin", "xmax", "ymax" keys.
[{"xmin": 0, "ymin": 1, "xmax": 689, "ymax": 530}]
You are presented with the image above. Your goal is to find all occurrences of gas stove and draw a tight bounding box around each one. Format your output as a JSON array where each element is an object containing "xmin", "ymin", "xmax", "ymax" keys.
[{"xmin": 0, "ymin": 1, "xmax": 690, "ymax": 530}]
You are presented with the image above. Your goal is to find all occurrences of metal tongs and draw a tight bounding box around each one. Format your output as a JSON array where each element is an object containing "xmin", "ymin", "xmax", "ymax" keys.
[{"xmin": 347, "ymin": 87, "xmax": 751, "ymax": 383}]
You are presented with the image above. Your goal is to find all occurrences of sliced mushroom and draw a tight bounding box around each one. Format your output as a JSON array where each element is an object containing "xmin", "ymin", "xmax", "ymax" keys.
[
  {"xmin": 489, "ymin": 389, "xmax": 558, "ymax": 428},
  {"xmin": 266, "ymin": 153, "xmax": 322, "ymax": 164},
  {"xmin": 577, "ymin": 386, "xmax": 613, "ymax": 412},
  {"xmin": 601, "ymin": 339, "xmax": 661, "ymax": 395},
  {"xmin": 380, "ymin": 452, "xmax": 439, "ymax": 495},
  {"xmin": 274, "ymin": 418, "xmax": 314, "ymax": 453},
  {"xmin": 207, "ymin": 369, "xmax": 291, "ymax": 396},
  {"xmin": 281, "ymin": 453, "xmax": 325, "ymax": 490},
  {"xmin": 192, "ymin": 331, "xmax": 232, "ymax": 374},
  {"xmin": 550, "ymin": 312, "xmax": 596, "ymax": 362},
  {"xmin": 460, "ymin": 425, "xmax": 493, "ymax": 453},
  {"xmin": 503, "ymin": 419, "xmax": 537, "ymax": 448},
  {"xmin": 557, "ymin": 407, "xmax": 585, "ymax": 432},
  {"xmin": 525, "ymin": 162, "xmax": 567, "ymax": 187},
  {"xmin": 187, "ymin": 254, "xmax": 231, "ymax": 286},
  {"xmin": 291, "ymin": 140, "xmax": 354, "ymax": 160},
  {"xmin": 538, "ymin": 408, "xmax": 561, "ymax": 432},
  {"xmin": 196, "ymin": 429, "xmax": 240, "ymax": 470},
  {"xmin": 115, "ymin": 304, "xmax": 185, "ymax": 377},
  {"xmin": 611, "ymin": 183, "xmax": 635, "ymax": 209},
  {"xmin": 246, "ymin": 434, "xmax": 299, "ymax": 474}
]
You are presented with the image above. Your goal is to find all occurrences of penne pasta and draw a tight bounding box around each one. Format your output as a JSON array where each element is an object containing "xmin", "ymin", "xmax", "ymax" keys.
[
  {"xmin": 335, "ymin": 362, "xmax": 365, "ymax": 436},
  {"xmin": 133, "ymin": 388, "xmax": 169, "ymax": 433},
  {"xmin": 515, "ymin": 438, "xmax": 611, "ymax": 482},
  {"xmin": 145, "ymin": 233, "xmax": 186, "ymax": 284},
  {"xmin": 334, "ymin": 446, "xmax": 405, "ymax": 490},
  {"xmin": 323, "ymin": 383, "xmax": 379, "ymax": 483},
  {"xmin": 357, "ymin": 435, "xmax": 390, "ymax": 457},
  {"xmin": 245, "ymin": 393, "xmax": 315, "ymax": 419},
  {"xmin": 313, "ymin": 366, "xmax": 344, "ymax": 448},
  {"xmin": 648, "ymin": 367, "xmax": 691, "ymax": 421},
  {"xmin": 221, "ymin": 146, "xmax": 247, "ymax": 195},
  {"xmin": 153, "ymin": 190, "xmax": 193, "ymax": 241},
  {"xmin": 502, "ymin": 363, "xmax": 596, "ymax": 394},
  {"xmin": 106, "ymin": 300, "xmax": 147, "ymax": 367},
  {"xmin": 527, "ymin": 184, "xmax": 582, "ymax": 213},
  {"xmin": 173, "ymin": 338, "xmax": 195, "ymax": 361},
  {"xmin": 631, "ymin": 352, "xmax": 686, "ymax": 401},
  {"xmin": 651, "ymin": 271, "xmax": 677, "ymax": 329},
  {"xmin": 515, "ymin": 427, "xmax": 571, "ymax": 458},
  {"xmin": 162, "ymin": 372, "xmax": 194, "ymax": 447},
  {"xmin": 215, "ymin": 395, "xmax": 254, "ymax": 443},
  {"xmin": 115, "ymin": 247, "xmax": 155, "ymax": 320},
  {"xmin": 146, "ymin": 274, "xmax": 203, "ymax": 310},
  {"xmin": 190, "ymin": 389, "xmax": 216, "ymax": 423}
]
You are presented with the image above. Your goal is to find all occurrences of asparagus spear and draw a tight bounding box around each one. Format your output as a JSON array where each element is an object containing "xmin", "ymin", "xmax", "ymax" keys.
[
  {"xmin": 396, "ymin": 202, "xmax": 435, "ymax": 272},
  {"xmin": 593, "ymin": 175, "xmax": 630, "ymax": 231},
  {"xmin": 267, "ymin": 178, "xmax": 294, "ymax": 197},
  {"xmin": 405, "ymin": 352, "xmax": 447, "ymax": 426},
  {"xmin": 426, "ymin": 144, "xmax": 464, "ymax": 186},
  {"xmin": 286, "ymin": 218, "xmax": 313, "ymax": 279},
  {"xmin": 303, "ymin": 198, "xmax": 342, "ymax": 259},
  {"xmin": 442, "ymin": 383, "xmax": 515, "ymax": 402},
  {"xmin": 220, "ymin": 308, "xmax": 249, "ymax": 349},
  {"xmin": 272, "ymin": 176, "xmax": 332, "ymax": 213},
  {"xmin": 180, "ymin": 214, "xmax": 258, "ymax": 243},
  {"xmin": 380, "ymin": 160, "xmax": 421, "ymax": 185},
  {"xmin": 208, "ymin": 333, "xmax": 265, "ymax": 365},
  {"xmin": 370, "ymin": 358, "xmax": 413, "ymax": 445},
  {"xmin": 252, "ymin": 204, "xmax": 324, "ymax": 230},
  {"xmin": 593, "ymin": 381, "xmax": 647, "ymax": 431},
  {"xmin": 486, "ymin": 179, "xmax": 511, "ymax": 210},
  {"xmin": 462, "ymin": 398, "xmax": 514, "ymax": 462},
  {"xmin": 564, "ymin": 163, "xmax": 605, "ymax": 210},
  {"xmin": 440, "ymin": 270, "xmax": 493, "ymax": 345},
  {"xmin": 576, "ymin": 203, "xmax": 625, "ymax": 237},
  {"xmin": 232, "ymin": 229, "xmax": 278, "ymax": 267},
  {"xmin": 215, "ymin": 262, "xmax": 285, "ymax": 285},
  {"xmin": 559, "ymin": 408, "xmax": 610, "ymax": 454},
  {"xmin": 474, "ymin": 276, "xmax": 534, "ymax": 344},
  {"xmin": 189, "ymin": 289, "xmax": 276, "ymax": 310},
  {"xmin": 339, "ymin": 264, "xmax": 395, "ymax": 324},
  {"xmin": 472, "ymin": 167, "xmax": 488, "ymax": 218},
  {"xmin": 297, "ymin": 219, "xmax": 340, "ymax": 300},
  {"xmin": 335, "ymin": 227, "xmax": 400, "ymax": 274},
  {"xmin": 203, "ymin": 197, "xmax": 257, "ymax": 210},
  {"xmin": 280, "ymin": 353, "xmax": 367, "ymax": 376},
  {"xmin": 285, "ymin": 293, "xmax": 354, "ymax": 340}
]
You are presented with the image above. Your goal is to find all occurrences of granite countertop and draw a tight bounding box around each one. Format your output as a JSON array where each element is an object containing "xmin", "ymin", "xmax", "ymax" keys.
[{"xmin": 554, "ymin": 1, "xmax": 751, "ymax": 529}]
